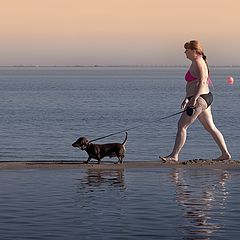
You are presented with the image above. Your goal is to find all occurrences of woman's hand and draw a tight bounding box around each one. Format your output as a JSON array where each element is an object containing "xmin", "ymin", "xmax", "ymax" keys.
[{"xmin": 188, "ymin": 97, "xmax": 197, "ymax": 108}]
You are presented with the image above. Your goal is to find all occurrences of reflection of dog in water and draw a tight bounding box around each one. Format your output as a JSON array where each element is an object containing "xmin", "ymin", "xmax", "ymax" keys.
[
  {"xmin": 72, "ymin": 132, "xmax": 128, "ymax": 164},
  {"xmin": 84, "ymin": 170, "xmax": 125, "ymax": 188}
]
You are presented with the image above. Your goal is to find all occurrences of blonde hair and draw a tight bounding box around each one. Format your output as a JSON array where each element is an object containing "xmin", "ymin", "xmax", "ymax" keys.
[
  {"xmin": 184, "ymin": 40, "xmax": 209, "ymax": 73},
  {"xmin": 184, "ymin": 40, "xmax": 204, "ymax": 54}
]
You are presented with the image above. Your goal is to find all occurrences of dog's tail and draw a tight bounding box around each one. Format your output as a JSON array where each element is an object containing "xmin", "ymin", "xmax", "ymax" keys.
[{"xmin": 122, "ymin": 132, "xmax": 128, "ymax": 146}]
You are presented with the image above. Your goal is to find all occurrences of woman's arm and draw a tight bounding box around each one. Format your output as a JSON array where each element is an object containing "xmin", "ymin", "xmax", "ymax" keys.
[{"xmin": 188, "ymin": 59, "xmax": 208, "ymax": 108}]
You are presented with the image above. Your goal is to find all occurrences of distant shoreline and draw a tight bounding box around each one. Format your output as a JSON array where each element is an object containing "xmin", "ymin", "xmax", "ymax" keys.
[{"xmin": 0, "ymin": 65, "xmax": 240, "ymax": 68}]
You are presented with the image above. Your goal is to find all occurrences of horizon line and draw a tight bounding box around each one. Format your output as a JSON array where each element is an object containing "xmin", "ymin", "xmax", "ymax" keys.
[{"xmin": 0, "ymin": 64, "xmax": 240, "ymax": 68}]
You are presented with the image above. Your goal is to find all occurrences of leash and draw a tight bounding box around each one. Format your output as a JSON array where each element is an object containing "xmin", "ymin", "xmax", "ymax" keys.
[{"xmin": 89, "ymin": 107, "xmax": 194, "ymax": 143}]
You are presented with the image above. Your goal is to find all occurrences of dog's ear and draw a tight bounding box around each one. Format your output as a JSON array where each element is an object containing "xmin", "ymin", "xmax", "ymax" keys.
[{"xmin": 79, "ymin": 137, "xmax": 89, "ymax": 150}]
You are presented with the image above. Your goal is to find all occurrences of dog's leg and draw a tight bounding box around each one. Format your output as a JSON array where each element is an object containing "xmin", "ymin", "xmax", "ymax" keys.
[
  {"xmin": 115, "ymin": 155, "xmax": 124, "ymax": 164},
  {"xmin": 95, "ymin": 152, "xmax": 101, "ymax": 164},
  {"xmin": 84, "ymin": 156, "xmax": 91, "ymax": 164},
  {"xmin": 114, "ymin": 159, "xmax": 120, "ymax": 164},
  {"xmin": 97, "ymin": 156, "xmax": 101, "ymax": 164}
]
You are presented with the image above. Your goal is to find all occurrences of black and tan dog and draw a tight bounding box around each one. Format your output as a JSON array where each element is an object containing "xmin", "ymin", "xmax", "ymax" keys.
[{"xmin": 72, "ymin": 132, "xmax": 128, "ymax": 164}]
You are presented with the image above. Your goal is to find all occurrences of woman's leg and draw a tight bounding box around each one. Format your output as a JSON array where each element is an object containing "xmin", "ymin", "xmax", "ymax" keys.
[
  {"xmin": 161, "ymin": 106, "xmax": 203, "ymax": 161},
  {"xmin": 198, "ymin": 107, "xmax": 231, "ymax": 160}
]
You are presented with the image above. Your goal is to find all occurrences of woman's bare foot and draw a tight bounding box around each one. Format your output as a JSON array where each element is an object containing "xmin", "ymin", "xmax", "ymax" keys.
[
  {"xmin": 159, "ymin": 156, "xmax": 178, "ymax": 163},
  {"xmin": 213, "ymin": 153, "xmax": 231, "ymax": 161}
]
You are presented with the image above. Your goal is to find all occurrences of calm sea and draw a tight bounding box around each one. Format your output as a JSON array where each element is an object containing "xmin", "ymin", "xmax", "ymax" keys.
[
  {"xmin": 0, "ymin": 67, "xmax": 240, "ymax": 239},
  {"xmin": 0, "ymin": 66, "xmax": 239, "ymax": 161},
  {"xmin": 0, "ymin": 168, "xmax": 240, "ymax": 239}
]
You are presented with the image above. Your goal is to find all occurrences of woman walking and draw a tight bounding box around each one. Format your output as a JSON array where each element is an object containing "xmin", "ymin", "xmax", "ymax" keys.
[{"xmin": 160, "ymin": 40, "xmax": 231, "ymax": 162}]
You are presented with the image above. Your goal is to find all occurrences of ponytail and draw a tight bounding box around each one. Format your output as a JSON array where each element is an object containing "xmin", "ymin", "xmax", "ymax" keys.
[
  {"xmin": 202, "ymin": 52, "xmax": 210, "ymax": 74},
  {"xmin": 202, "ymin": 52, "xmax": 207, "ymax": 61}
]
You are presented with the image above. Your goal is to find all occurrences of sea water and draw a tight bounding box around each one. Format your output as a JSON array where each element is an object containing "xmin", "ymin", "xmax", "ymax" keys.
[
  {"xmin": 0, "ymin": 66, "xmax": 239, "ymax": 161},
  {"xmin": 0, "ymin": 67, "xmax": 240, "ymax": 239},
  {"xmin": 0, "ymin": 168, "xmax": 240, "ymax": 239}
]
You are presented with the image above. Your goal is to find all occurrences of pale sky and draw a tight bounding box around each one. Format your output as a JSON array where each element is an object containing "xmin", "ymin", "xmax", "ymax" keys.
[{"xmin": 0, "ymin": 0, "xmax": 240, "ymax": 65}]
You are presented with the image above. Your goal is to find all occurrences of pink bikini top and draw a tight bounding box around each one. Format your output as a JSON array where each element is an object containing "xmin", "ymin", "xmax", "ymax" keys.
[
  {"xmin": 185, "ymin": 70, "xmax": 197, "ymax": 82},
  {"xmin": 185, "ymin": 70, "xmax": 212, "ymax": 85}
]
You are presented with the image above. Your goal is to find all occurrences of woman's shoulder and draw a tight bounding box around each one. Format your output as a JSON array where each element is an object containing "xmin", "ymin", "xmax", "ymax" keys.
[
  {"xmin": 195, "ymin": 56, "xmax": 205, "ymax": 64},
  {"xmin": 193, "ymin": 57, "xmax": 205, "ymax": 70}
]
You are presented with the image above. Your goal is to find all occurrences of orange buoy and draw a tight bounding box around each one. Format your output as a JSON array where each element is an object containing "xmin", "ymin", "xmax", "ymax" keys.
[{"xmin": 227, "ymin": 76, "xmax": 234, "ymax": 85}]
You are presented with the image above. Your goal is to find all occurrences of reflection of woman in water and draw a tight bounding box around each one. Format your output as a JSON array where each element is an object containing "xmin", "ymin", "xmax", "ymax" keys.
[{"xmin": 171, "ymin": 169, "xmax": 230, "ymax": 239}]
